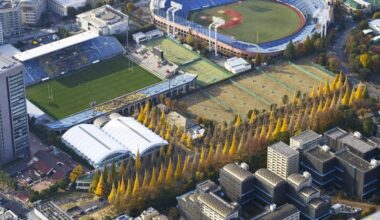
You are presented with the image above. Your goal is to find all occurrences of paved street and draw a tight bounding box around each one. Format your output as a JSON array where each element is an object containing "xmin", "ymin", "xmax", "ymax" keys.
[{"xmin": 0, "ymin": 191, "xmax": 30, "ymax": 219}]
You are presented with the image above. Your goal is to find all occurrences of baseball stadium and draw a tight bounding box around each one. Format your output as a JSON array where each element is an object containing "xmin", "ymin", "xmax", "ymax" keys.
[{"xmin": 150, "ymin": 0, "xmax": 332, "ymax": 57}]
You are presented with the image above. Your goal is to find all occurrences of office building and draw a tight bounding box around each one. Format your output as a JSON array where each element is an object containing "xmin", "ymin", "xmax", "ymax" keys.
[
  {"xmin": 76, "ymin": 5, "xmax": 129, "ymax": 35},
  {"xmin": 0, "ymin": 0, "xmax": 22, "ymax": 41},
  {"xmin": 219, "ymin": 163, "xmax": 255, "ymax": 204},
  {"xmin": 267, "ymin": 142, "xmax": 299, "ymax": 179},
  {"xmin": 47, "ymin": 0, "xmax": 86, "ymax": 17},
  {"xmin": 253, "ymin": 204, "xmax": 300, "ymax": 220},
  {"xmin": 290, "ymin": 130, "xmax": 322, "ymax": 151},
  {"xmin": 295, "ymin": 128, "xmax": 380, "ymax": 200},
  {"xmin": 254, "ymin": 168, "xmax": 287, "ymax": 206},
  {"xmin": 286, "ymin": 172, "xmax": 331, "ymax": 219},
  {"xmin": 0, "ymin": 55, "xmax": 29, "ymax": 165},
  {"xmin": 177, "ymin": 180, "xmax": 240, "ymax": 220},
  {"xmin": 19, "ymin": 0, "xmax": 47, "ymax": 26}
]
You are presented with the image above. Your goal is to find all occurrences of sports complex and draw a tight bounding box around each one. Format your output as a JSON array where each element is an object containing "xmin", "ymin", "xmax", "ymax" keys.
[
  {"xmin": 14, "ymin": 32, "xmax": 197, "ymax": 131},
  {"xmin": 150, "ymin": 0, "xmax": 332, "ymax": 56}
]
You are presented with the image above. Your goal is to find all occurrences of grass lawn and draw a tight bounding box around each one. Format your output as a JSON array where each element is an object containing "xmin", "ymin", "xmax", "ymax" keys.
[
  {"xmin": 182, "ymin": 60, "xmax": 231, "ymax": 86},
  {"xmin": 27, "ymin": 56, "xmax": 161, "ymax": 119},
  {"xmin": 188, "ymin": 0, "xmax": 303, "ymax": 44},
  {"xmin": 145, "ymin": 38, "xmax": 199, "ymax": 65}
]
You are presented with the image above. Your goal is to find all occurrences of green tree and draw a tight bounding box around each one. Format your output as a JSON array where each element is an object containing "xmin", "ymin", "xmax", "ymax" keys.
[{"xmin": 284, "ymin": 41, "xmax": 296, "ymax": 61}]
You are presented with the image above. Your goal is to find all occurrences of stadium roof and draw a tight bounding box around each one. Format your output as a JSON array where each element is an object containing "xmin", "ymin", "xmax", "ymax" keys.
[
  {"xmin": 14, "ymin": 31, "xmax": 99, "ymax": 62},
  {"xmin": 62, "ymin": 124, "xmax": 129, "ymax": 168},
  {"xmin": 102, "ymin": 116, "xmax": 168, "ymax": 157}
]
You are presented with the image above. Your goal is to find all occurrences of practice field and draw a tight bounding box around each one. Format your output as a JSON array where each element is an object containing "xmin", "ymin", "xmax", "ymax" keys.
[
  {"xmin": 182, "ymin": 60, "xmax": 232, "ymax": 86},
  {"xmin": 27, "ymin": 56, "xmax": 161, "ymax": 119},
  {"xmin": 179, "ymin": 60, "xmax": 334, "ymax": 122},
  {"xmin": 188, "ymin": 0, "xmax": 304, "ymax": 44},
  {"xmin": 145, "ymin": 38, "xmax": 199, "ymax": 65}
]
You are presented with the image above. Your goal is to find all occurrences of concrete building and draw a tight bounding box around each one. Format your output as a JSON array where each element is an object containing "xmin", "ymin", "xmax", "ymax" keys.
[
  {"xmin": 0, "ymin": 55, "xmax": 29, "ymax": 165},
  {"xmin": 76, "ymin": 5, "xmax": 128, "ymax": 35},
  {"xmin": 219, "ymin": 163, "xmax": 255, "ymax": 204},
  {"xmin": 47, "ymin": 0, "xmax": 86, "ymax": 17},
  {"xmin": 253, "ymin": 204, "xmax": 300, "ymax": 220},
  {"xmin": 0, "ymin": 0, "xmax": 22, "ymax": 41},
  {"xmin": 177, "ymin": 180, "xmax": 240, "ymax": 220},
  {"xmin": 290, "ymin": 130, "xmax": 322, "ymax": 151},
  {"xmin": 254, "ymin": 168, "xmax": 288, "ymax": 206},
  {"xmin": 369, "ymin": 19, "xmax": 380, "ymax": 35},
  {"xmin": 267, "ymin": 142, "xmax": 299, "ymax": 179},
  {"xmin": 296, "ymin": 128, "xmax": 380, "ymax": 200},
  {"xmin": 19, "ymin": 0, "xmax": 47, "ymax": 26},
  {"xmin": 286, "ymin": 172, "xmax": 331, "ymax": 219},
  {"xmin": 224, "ymin": 57, "xmax": 251, "ymax": 74},
  {"xmin": 33, "ymin": 201, "xmax": 72, "ymax": 220}
]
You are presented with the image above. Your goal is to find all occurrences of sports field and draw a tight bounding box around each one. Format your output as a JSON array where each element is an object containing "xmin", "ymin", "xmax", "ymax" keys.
[
  {"xmin": 145, "ymin": 38, "xmax": 231, "ymax": 86},
  {"xmin": 145, "ymin": 38, "xmax": 199, "ymax": 65},
  {"xmin": 188, "ymin": 0, "xmax": 304, "ymax": 44},
  {"xmin": 27, "ymin": 56, "xmax": 161, "ymax": 119},
  {"xmin": 179, "ymin": 60, "xmax": 334, "ymax": 122},
  {"xmin": 182, "ymin": 60, "xmax": 232, "ymax": 86}
]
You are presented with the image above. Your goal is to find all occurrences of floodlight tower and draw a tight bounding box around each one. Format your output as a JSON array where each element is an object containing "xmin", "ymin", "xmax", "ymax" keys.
[
  {"xmin": 166, "ymin": 7, "xmax": 175, "ymax": 34},
  {"xmin": 208, "ymin": 21, "xmax": 217, "ymax": 52},
  {"xmin": 212, "ymin": 16, "xmax": 225, "ymax": 56},
  {"xmin": 170, "ymin": 2, "xmax": 182, "ymax": 37}
]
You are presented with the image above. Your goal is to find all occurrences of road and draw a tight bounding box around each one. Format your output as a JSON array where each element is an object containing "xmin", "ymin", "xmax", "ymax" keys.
[{"xmin": 330, "ymin": 15, "xmax": 380, "ymax": 98}]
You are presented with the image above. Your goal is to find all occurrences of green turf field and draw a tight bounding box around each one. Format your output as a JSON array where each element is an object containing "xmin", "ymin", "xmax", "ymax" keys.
[
  {"xmin": 145, "ymin": 38, "xmax": 199, "ymax": 65},
  {"xmin": 27, "ymin": 57, "xmax": 161, "ymax": 119},
  {"xmin": 188, "ymin": 0, "xmax": 303, "ymax": 44},
  {"xmin": 182, "ymin": 60, "xmax": 232, "ymax": 86}
]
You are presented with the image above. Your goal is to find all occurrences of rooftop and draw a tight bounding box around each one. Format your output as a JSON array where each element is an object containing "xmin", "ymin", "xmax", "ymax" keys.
[
  {"xmin": 336, "ymin": 150, "xmax": 372, "ymax": 172},
  {"xmin": 51, "ymin": 0, "xmax": 86, "ymax": 7},
  {"xmin": 309, "ymin": 198, "xmax": 328, "ymax": 209},
  {"xmin": 77, "ymin": 5, "xmax": 127, "ymax": 27},
  {"xmin": 14, "ymin": 31, "xmax": 99, "ymax": 62},
  {"xmin": 287, "ymin": 173, "xmax": 310, "ymax": 187},
  {"xmin": 306, "ymin": 146, "xmax": 335, "ymax": 162},
  {"xmin": 0, "ymin": 55, "xmax": 20, "ymax": 74},
  {"xmin": 0, "ymin": 0, "xmax": 18, "ymax": 10},
  {"xmin": 339, "ymin": 134, "xmax": 377, "ymax": 154},
  {"xmin": 197, "ymin": 193, "xmax": 239, "ymax": 217},
  {"xmin": 299, "ymin": 186, "xmax": 319, "ymax": 198},
  {"xmin": 221, "ymin": 163, "xmax": 254, "ymax": 182},
  {"xmin": 34, "ymin": 201, "xmax": 72, "ymax": 220},
  {"xmin": 269, "ymin": 142, "xmax": 299, "ymax": 158},
  {"xmin": 256, "ymin": 204, "xmax": 299, "ymax": 220},
  {"xmin": 255, "ymin": 168, "xmax": 285, "ymax": 187},
  {"xmin": 324, "ymin": 127, "xmax": 347, "ymax": 139},
  {"xmin": 291, "ymin": 130, "xmax": 321, "ymax": 143}
]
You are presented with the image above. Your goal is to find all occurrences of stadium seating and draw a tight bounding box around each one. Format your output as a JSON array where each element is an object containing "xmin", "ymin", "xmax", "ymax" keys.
[
  {"xmin": 23, "ymin": 36, "xmax": 125, "ymax": 86},
  {"xmin": 153, "ymin": 0, "xmax": 329, "ymax": 54}
]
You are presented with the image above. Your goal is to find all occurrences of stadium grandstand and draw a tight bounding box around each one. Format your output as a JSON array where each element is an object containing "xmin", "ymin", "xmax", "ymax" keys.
[
  {"xmin": 13, "ymin": 31, "xmax": 125, "ymax": 86},
  {"xmin": 150, "ymin": 0, "xmax": 332, "ymax": 57},
  {"xmin": 62, "ymin": 114, "xmax": 168, "ymax": 168}
]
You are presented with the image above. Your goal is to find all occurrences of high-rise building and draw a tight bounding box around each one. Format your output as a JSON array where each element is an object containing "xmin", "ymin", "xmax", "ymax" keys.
[
  {"xmin": 0, "ymin": 0, "xmax": 22, "ymax": 41},
  {"xmin": 0, "ymin": 55, "xmax": 29, "ymax": 165},
  {"xmin": 267, "ymin": 142, "xmax": 299, "ymax": 179},
  {"xmin": 20, "ymin": 0, "xmax": 47, "ymax": 26}
]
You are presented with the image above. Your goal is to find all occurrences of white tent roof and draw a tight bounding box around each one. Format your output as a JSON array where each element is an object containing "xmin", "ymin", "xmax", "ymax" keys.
[
  {"xmin": 62, "ymin": 124, "xmax": 129, "ymax": 167},
  {"xmin": 102, "ymin": 116, "xmax": 168, "ymax": 157},
  {"xmin": 14, "ymin": 31, "xmax": 99, "ymax": 62}
]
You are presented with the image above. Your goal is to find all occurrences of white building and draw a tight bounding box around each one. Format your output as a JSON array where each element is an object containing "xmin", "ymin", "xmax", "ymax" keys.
[
  {"xmin": 76, "ymin": 5, "xmax": 128, "ymax": 35},
  {"xmin": 47, "ymin": 0, "xmax": 86, "ymax": 17},
  {"xmin": 132, "ymin": 29, "xmax": 164, "ymax": 44},
  {"xmin": 62, "ymin": 114, "xmax": 168, "ymax": 168},
  {"xmin": 290, "ymin": 130, "xmax": 322, "ymax": 151},
  {"xmin": 224, "ymin": 57, "xmax": 251, "ymax": 74},
  {"xmin": 0, "ymin": 0, "xmax": 22, "ymax": 41},
  {"xmin": 20, "ymin": 0, "xmax": 47, "ymax": 25},
  {"xmin": 267, "ymin": 142, "xmax": 299, "ymax": 179},
  {"xmin": 369, "ymin": 19, "xmax": 380, "ymax": 35}
]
